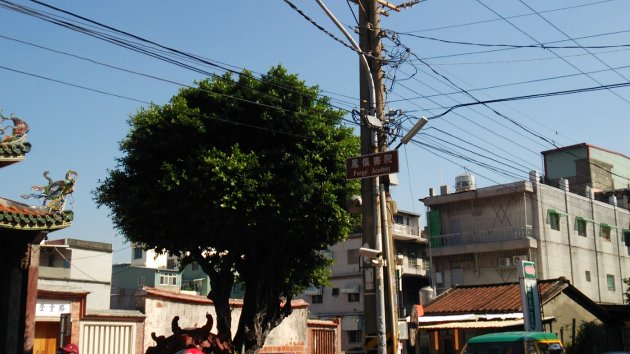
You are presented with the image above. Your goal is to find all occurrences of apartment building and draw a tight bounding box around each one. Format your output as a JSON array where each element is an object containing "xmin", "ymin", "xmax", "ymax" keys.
[
  {"xmin": 300, "ymin": 209, "xmax": 430, "ymax": 353},
  {"xmin": 422, "ymin": 170, "xmax": 630, "ymax": 304},
  {"xmin": 39, "ymin": 238, "xmax": 113, "ymax": 310}
]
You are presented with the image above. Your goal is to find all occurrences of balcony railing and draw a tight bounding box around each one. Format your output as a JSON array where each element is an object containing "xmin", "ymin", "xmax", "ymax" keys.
[
  {"xmin": 392, "ymin": 223, "xmax": 420, "ymax": 236},
  {"xmin": 430, "ymin": 226, "xmax": 533, "ymax": 248},
  {"xmin": 400, "ymin": 257, "xmax": 430, "ymax": 276}
]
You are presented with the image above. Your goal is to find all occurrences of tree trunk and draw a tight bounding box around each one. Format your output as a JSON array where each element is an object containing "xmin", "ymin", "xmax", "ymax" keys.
[
  {"xmin": 193, "ymin": 252, "xmax": 235, "ymax": 340},
  {"xmin": 232, "ymin": 254, "xmax": 292, "ymax": 353},
  {"xmin": 208, "ymin": 265, "xmax": 235, "ymax": 338}
]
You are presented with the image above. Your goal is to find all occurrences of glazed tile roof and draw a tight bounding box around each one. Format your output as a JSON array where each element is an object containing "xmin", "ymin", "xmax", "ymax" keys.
[
  {"xmin": 0, "ymin": 141, "xmax": 31, "ymax": 167},
  {"xmin": 0, "ymin": 197, "xmax": 73, "ymax": 231},
  {"xmin": 424, "ymin": 279, "xmax": 566, "ymax": 315}
]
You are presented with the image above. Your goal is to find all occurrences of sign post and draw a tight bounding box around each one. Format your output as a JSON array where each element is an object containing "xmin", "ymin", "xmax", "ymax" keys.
[{"xmin": 517, "ymin": 260, "xmax": 543, "ymax": 331}]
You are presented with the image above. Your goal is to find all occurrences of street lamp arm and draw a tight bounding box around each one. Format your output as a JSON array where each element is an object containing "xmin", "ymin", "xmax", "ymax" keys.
[
  {"xmin": 315, "ymin": 0, "xmax": 376, "ymax": 116},
  {"xmin": 394, "ymin": 116, "xmax": 428, "ymax": 149}
]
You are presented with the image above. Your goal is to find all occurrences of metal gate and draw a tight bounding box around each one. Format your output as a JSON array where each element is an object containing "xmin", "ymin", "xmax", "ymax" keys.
[
  {"xmin": 308, "ymin": 320, "xmax": 340, "ymax": 354},
  {"xmin": 80, "ymin": 321, "xmax": 136, "ymax": 354}
]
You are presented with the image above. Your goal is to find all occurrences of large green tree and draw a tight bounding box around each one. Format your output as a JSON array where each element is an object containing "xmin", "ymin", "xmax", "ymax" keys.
[{"xmin": 95, "ymin": 66, "xmax": 359, "ymax": 353}]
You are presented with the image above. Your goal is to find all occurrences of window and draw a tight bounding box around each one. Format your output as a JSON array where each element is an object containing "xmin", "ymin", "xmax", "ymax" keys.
[
  {"xmin": 623, "ymin": 230, "xmax": 630, "ymax": 247},
  {"xmin": 167, "ymin": 258, "xmax": 176, "ymax": 270},
  {"xmin": 548, "ymin": 212, "xmax": 560, "ymax": 231},
  {"xmin": 575, "ymin": 218, "xmax": 587, "ymax": 236},
  {"xmin": 348, "ymin": 293, "xmax": 360, "ymax": 302},
  {"xmin": 137, "ymin": 276, "xmax": 145, "ymax": 287},
  {"xmin": 600, "ymin": 224, "xmax": 612, "ymax": 241},
  {"xmin": 347, "ymin": 330, "xmax": 363, "ymax": 343},
  {"xmin": 347, "ymin": 249, "xmax": 360, "ymax": 265},
  {"xmin": 585, "ymin": 271, "xmax": 591, "ymax": 282},
  {"xmin": 133, "ymin": 247, "xmax": 143, "ymax": 260},
  {"xmin": 311, "ymin": 295, "xmax": 323, "ymax": 304},
  {"xmin": 607, "ymin": 274, "xmax": 615, "ymax": 291},
  {"xmin": 408, "ymin": 249, "xmax": 417, "ymax": 267},
  {"xmin": 191, "ymin": 262, "xmax": 199, "ymax": 270},
  {"xmin": 159, "ymin": 273, "xmax": 177, "ymax": 286},
  {"xmin": 394, "ymin": 215, "xmax": 409, "ymax": 225},
  {"xmin": 332, "ymin": 288, "xmax": 339, "ymax": 296}
]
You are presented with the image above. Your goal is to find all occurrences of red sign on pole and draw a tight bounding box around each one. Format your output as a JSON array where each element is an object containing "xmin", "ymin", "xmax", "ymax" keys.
[{"xmin": 346, "ymin": 150, "xmax": 399, "ymax": 180}]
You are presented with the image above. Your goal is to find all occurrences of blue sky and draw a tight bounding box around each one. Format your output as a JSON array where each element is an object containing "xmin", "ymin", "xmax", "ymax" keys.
[{"xmin": 1, "ymin": 0, "xmax": 629, "ymax": 264}]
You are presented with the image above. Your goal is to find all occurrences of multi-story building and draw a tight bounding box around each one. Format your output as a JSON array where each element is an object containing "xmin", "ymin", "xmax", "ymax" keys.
[
  {"xmin": 301, "ymin": 209, "xmax": 430, "ymax": 353},
  {"xmin": 39, "ymin": 238, "xmax": 113, "ymax": 310},
  {"xmin": 111, "ymin": 246, "xmax": 182, "ymax": 309},
  {"xmin": 422, "ymin": 168, "xmax": 630, "ymax": 304}
]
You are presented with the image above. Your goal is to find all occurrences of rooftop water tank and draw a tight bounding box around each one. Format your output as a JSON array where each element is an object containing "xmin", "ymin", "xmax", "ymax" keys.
[
  {"xmin": 419, "ymin": 286, "xmax": 435, "ymax": 306},
  {"xmin": 455, "ymin": 173, "xmax": 476, "ymax": 192}
]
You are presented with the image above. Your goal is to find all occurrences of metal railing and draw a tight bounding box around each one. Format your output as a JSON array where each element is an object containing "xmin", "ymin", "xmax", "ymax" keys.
[
  {"xmin": 430, "ymin": 226, "xmax": 533, "ymax": 248},
  {"xmin": 392, "ymin": 223, "xmax": 420, "ymax": 236}
]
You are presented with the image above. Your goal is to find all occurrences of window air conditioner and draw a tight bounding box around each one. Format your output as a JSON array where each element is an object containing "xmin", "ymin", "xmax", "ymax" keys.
[
  {"xmin": 512, "ymin": 255, "xmax": 528, "ymax": 265},
  {"xmin": 498, "ymin": 257, "xmax": 511, "ymax": 267}
]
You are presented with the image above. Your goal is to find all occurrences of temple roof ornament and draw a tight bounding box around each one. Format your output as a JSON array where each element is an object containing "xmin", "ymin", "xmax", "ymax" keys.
[
  {"xmin": 0, "ymin": 112, "xmax": 29, "ymax": 144},
  {"xmin": 0, "ymin": 112, "xmax": 31, "ymax": 165},
  {"xmin": 22, "ymin": 170, "xmax": 78, "ymax": 213}
]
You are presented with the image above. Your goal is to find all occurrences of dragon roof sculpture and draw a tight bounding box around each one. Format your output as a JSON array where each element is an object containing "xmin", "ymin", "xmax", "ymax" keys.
[{"xmin": 22, "ymin": 170, "xmax": 78, "ymax": 213}]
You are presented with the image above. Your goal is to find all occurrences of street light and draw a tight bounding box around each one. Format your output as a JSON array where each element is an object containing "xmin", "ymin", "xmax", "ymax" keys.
[{"xmin": 395, "ymin": 116, "xmax": 428, "ymax": 149}]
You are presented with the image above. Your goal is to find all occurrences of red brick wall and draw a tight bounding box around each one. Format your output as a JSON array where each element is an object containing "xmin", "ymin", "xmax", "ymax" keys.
[{"xmin": 259, "ymin": 343, "xmax": 307, "ymax": 354}]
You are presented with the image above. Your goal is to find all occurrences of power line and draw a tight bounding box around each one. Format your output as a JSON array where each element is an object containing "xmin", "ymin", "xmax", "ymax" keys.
[
  {"xmin": 389, "ymin": 62, "xmax": 630, "ymax": 103},
  {"xmin": 402, "ymin": 0, "xmax": 614, "ymax": 34},
  {"xmin": 516, "ymin": 0, "xmax": 630, "ymax": 98},
  {"xmin": 427, "ymin": 80, "xmax": 630, "ymax": 121},
  {"xmin": 424, "ymin": 47, "xmax": 630, "ymax": 66},
  {"xmin": 0, "ymin": 0, "xmax": 358, "ymax": 112},
  {"xmin": 0, "ymin": 64, "xmax": 361, "ymax": 142},
  {"xmin": 399, "ymin": 33, "xmax": 630, "ymax": 50},
  {"xmin": 475, "ymin": 0, "xmax": 630, "ymax": 106}
]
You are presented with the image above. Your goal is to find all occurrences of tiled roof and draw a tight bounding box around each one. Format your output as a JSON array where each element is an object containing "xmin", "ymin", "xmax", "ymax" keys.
[
  {"xmin": 0, "ymin": 198, "xmax": 73, "ymax": 231},
  {"xmin": 141, "ymin": 287, "xmax": 309, "ymax": 309},
  {"xmin": 0, "ymin": 141, "xmax": 31, "ymax": 167},
  {"xmin": 424, "ymin": 279, "xmax": 566, "ymax": 315}
]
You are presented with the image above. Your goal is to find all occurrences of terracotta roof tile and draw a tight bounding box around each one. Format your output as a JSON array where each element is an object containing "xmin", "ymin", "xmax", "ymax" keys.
[
  {"xmin": 424, "ymin": 279, "xmax": 564, "ymax": 315},
  {"xmin": 141, "ymin": 287, "xmax": 309, "ymax": 309},
  {"xmin": 0, "ymin": 198, "xmax": 73, "ymax": 231}
]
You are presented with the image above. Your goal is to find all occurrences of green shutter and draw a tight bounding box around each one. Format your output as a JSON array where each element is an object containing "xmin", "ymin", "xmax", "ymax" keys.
[{"xmin": 428, "ymin": 210, "xmax": 442, "ymax": 247}]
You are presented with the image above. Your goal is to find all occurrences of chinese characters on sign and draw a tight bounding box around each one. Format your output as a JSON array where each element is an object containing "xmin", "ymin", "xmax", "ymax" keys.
[
  {"xmin": 346, "ymin": 150, "xmax": 399, "ymax": 180},
  {"xmin": 517, "ymin": 260, "xmax": 542, "ymax": 331},
  {"xmin": 36, "ymin": 301, "xmax": 71, "ymax": 316}
]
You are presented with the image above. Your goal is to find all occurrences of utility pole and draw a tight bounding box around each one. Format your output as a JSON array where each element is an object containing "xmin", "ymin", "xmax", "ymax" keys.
[
  {"xmin": 317, "ymin": 1, "xmax": 421, "ymax": 352},
  {"xmin": 359, "ymin": 0, "xmax": 381, "ymax": 352},
  {"xmin": 359, "ymin": 1, "xmax": 399, "ymax": 353}
]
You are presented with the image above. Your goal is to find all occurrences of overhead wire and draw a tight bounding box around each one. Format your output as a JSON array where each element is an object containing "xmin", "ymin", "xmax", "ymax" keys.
[
  {"xmin": 391, "ymin": 80, "xmax": 543, "ymax": 173},
  {"xmin": 0, "ymin": 0, "xmax": 358, "ymax": 113},
  {"xmin": 425, "ymin": 47, "xmax": 630, "ymax": 66},
  {"xmin": 475, "ymin": 0, "xmax": 630, "ymax": 106},
  {"xmin": 0, "ymin": 64, "xmax": 362, "ymax": 142},
  {"xmin": 400, "ymin": 32, "xmax": 630, "ymax": 50},
  {"xmin": 411, "ymin": 135, "xmax": 630, "ymax": 231},
  {"xmin": 382, "ymin": 29, "xmax": 562, "ymax": 152},
  {"xmin": 388, "ymin": 61, "xmax": 630, "ymax": 103},
  {"xmin": 8, "ymin": 0, "xmax": 630, "ymax": 194},
  {"xmin": 402, "ymin": 0, "xmax": 614, "ymax": 34},
  {"xmin": 516, "ymin": 0, "xmax": 630, "ymax": 98}
]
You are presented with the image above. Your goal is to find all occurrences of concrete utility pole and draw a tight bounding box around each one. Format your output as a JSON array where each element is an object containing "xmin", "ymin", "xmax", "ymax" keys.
[
  {"xmin": 359, "ymin": 0, "xmax": 383, "ymax": 352},
  {"xmin": 359, "ymin": 1, "xmax": 399, "ymax": 353},
  {"xmin": 313, "ymin": 0, "xmax": 387, "ymax": 351}
]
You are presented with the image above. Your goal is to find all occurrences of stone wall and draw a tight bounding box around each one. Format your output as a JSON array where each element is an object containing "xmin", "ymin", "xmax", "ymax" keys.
[{"xmin": 138, "ymin": 287, "xmax": 312, "ymax": 353}]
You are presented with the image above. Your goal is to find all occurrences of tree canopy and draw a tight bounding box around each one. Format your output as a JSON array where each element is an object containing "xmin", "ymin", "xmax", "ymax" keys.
[{"xmin": 95, "ymin": 66, "xmax": 360, "ymax": 352}]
